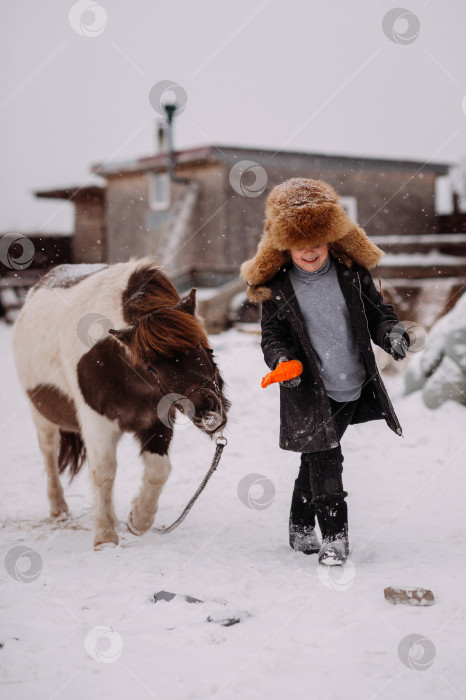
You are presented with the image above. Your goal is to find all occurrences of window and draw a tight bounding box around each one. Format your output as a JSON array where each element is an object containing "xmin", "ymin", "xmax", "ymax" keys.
[
  {"xmin": 148, "ymin": 173, "xmax": 170, "ymax": 211},
  {"xmin": 434, "ymin": 175, "xmax": 454, "ymax": 215},
  {"xmin": 339, "ymin": 196, "xmax": 358, "ymax": 222}
]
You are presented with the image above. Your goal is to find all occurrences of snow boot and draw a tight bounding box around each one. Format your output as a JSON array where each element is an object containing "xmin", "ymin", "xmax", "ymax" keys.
[
  {"xmin": 289, "ymin": 481, "xmax": 321, "ymax": 555},
  {"xmin": 314, "ymin": 497, "xmax": 349, "ymax": 566}
]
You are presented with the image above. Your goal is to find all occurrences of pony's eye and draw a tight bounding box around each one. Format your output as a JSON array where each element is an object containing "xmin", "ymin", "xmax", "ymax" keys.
[{"xmin": 148, "ymin": 366, "xmax": 158, "ymax": 375}]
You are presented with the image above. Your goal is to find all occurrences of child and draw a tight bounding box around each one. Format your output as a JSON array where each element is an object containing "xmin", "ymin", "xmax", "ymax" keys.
[{"xmin": 240, "ymin": 178, "xmax": 409, "ymax": 566}]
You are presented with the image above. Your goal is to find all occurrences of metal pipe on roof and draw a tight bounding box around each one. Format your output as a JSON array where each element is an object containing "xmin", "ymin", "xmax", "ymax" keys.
[{"xmin": 163, "ymin": 103, "xmax": 190, "ymax": 185}]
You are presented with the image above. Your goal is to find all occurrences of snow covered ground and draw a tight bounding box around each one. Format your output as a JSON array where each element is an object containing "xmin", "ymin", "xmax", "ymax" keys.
[{"xmin": 1, "ymin": 321, "xmax": 465, "ymax": 700}]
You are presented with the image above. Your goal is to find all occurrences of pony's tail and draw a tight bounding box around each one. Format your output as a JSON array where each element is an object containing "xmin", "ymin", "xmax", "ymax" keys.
[{"xmin": 58, "ymin": 430, "xmax": 87, "ymax": 481}]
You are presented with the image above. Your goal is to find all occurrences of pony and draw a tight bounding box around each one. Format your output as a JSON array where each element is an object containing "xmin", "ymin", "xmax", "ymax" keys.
[{"xmin": 13, "ymin": 258, "xmax": 230, "ymax": 549}]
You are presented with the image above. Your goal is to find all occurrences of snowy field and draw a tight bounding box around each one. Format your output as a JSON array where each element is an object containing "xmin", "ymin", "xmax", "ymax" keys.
[{"xmin": 1, "ymin": 321, "xmax": 465, "ymax": 700}]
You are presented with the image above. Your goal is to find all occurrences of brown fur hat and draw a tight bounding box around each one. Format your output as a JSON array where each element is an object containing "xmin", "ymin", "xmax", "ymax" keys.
[{"xmin": 240, "ymin": 178, "xmax": 385, "ymax": 302}]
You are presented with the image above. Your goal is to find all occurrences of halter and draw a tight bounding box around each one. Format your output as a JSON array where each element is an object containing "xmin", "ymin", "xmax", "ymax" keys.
[
  {"xmin": 183, "ymin": 366, "xmax": 222, "ymax": 401},
  {"xmin": 147, "ymin": 345, "xmax": 221, "ymax": 395},
  {"xmin": 148, "ymin": 364, "xmax": 223, "ymax": 424}
]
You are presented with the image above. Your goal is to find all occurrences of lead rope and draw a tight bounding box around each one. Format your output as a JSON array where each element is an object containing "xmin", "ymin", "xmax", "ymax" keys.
[{"xmin": 151, "ymin": 434, "xmax": 228, "ymax": 535}]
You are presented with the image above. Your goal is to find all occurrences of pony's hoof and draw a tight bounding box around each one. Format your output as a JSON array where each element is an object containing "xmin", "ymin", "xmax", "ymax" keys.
[
  {"xmin": 94, "ymin": 541, "xmax": 118, "ymax": 551},
  {"xmin": 127, "ymin": 511, "xmax": 146, "ymax": 536},
  {"xmin": 51, "ymin": 509, "xmax": 70, "ymax": 521},
  {"xmin": 94, "ymin": 527, "xmax": 119, "ymax": 550}
]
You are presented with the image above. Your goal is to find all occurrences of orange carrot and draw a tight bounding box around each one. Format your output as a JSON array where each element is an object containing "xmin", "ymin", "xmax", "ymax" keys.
[{"xmin": 261, "ymin": 359, "xmax": 303, "ymax": 388}]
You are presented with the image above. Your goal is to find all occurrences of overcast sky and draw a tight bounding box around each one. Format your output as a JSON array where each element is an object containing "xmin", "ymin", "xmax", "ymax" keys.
[{"xmin": 1, "ymin": 0, "xmax": 465, "ymax": 233}]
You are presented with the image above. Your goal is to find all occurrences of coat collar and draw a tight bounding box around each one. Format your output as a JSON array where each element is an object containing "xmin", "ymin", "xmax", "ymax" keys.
[{"xmin": 245, "ymin": 248, "xmax": 356, "ymax": 304}]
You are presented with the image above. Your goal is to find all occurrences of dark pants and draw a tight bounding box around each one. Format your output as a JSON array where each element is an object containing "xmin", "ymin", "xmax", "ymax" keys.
[{"xmin": 295, "ymin": 397, "xmax": 359, "ymax": 504}]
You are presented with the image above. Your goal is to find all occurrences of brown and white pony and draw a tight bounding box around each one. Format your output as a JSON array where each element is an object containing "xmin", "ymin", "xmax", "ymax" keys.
[{"xmin": 13, "ymin": 259, "xmax": 230, "ymax": 549}]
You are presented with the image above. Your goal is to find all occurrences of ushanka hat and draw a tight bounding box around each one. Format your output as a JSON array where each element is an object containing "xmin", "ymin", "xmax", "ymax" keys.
[{"xmin": 240, "ymin": 178, "xmax": 385, "ymax": 302}]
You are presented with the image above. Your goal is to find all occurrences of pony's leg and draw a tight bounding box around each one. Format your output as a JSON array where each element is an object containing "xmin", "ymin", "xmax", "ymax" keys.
[
  {"xmin": 31, "ymin": 407, "xmax": 69, "ymax": 518},
  {"xmin": 128, "ymin": 424, "xmax": 172, "ymax": 535},
  {"xmin": 79, "ymin": 406, "xmax": 121, "ymax": 548}
]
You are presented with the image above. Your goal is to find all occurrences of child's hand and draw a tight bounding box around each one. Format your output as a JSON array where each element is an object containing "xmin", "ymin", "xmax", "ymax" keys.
[
  {"xmin": 261, "ymin": 358, "xmax": 303, "ymax": 388},
  {"xmin": 383, "ymin": 330, "xmax": 410, "ymax": 361},
  {"xmin": 280, "ymin": 375, "xmax": 301, "ymax": 388}
]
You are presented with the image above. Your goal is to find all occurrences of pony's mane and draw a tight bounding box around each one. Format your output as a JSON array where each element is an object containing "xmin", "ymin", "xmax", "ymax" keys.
[
  {"xmin": 122, "ymin": 262, "xmax": 180, "ymax": 321},
  {"xmin": 122, "ymin": 262, "xmax": 209, "ymax": 358},
  {"xmin": 134, "ymin": 309, "xmax": 209, "ymax": 358}
]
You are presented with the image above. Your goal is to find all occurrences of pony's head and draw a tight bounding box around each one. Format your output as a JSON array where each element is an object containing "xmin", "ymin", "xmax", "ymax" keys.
[{"xmin": 109, "ymin": 289, "xmax": 230, "ymax": 435}]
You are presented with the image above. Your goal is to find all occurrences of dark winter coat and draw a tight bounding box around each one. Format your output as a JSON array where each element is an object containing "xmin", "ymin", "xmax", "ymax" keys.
[{"xmin": 260, "ymin": 255, "xmax": 403, "ymax": 453}]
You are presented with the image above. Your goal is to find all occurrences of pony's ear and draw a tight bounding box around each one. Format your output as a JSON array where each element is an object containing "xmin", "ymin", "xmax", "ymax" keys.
[
  {"xmin": 108, "ymin": 326, "xmax": 135, "ymax": 347},
  {"xmin": 174, "ymin": 288, "xmax": 196, "ymax": 316}
]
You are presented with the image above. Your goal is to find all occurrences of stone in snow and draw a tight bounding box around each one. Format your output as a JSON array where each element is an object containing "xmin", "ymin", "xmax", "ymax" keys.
[
  {"xmin": 384, "ymin": 586, "xmax": 435, "ymax": 606},
  {"xmin": 152, "ymin": 590, "xmax": 203, "ymax": 604},
  {"xmin": 151, "ymin": 591, "xmax": 251, "ymax": 625},
  {"xmin": 206, "ymin": 609, "xmax": 252, "ymax": 627}
]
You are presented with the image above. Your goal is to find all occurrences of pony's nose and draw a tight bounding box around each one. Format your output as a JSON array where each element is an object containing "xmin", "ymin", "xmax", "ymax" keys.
[
  {"xmin": 203, "ymin": 389, "xmax": 220, "ymax": 413},
  {"xmin": 201, "ymin": 411, "xmax": 223, "ymax": 431},
  {"xmin": 207, "ymin": 395, "xmax": 218, "ymax": 412}
]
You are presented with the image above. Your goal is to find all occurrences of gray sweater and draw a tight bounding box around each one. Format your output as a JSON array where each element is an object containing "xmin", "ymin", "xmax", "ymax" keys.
[{"xmin": 289, "ymin": 256, "xmax": 366, "ymax": 402}]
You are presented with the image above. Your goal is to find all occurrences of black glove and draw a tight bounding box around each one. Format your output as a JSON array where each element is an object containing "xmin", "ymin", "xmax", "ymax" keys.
[
  {"xmin": 277, "ymin": 356, "xmax": 302, "ymax": 387},
  {"xmin": 383, "ymin": 329, "xmax": 410, "ymax": 361}
]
